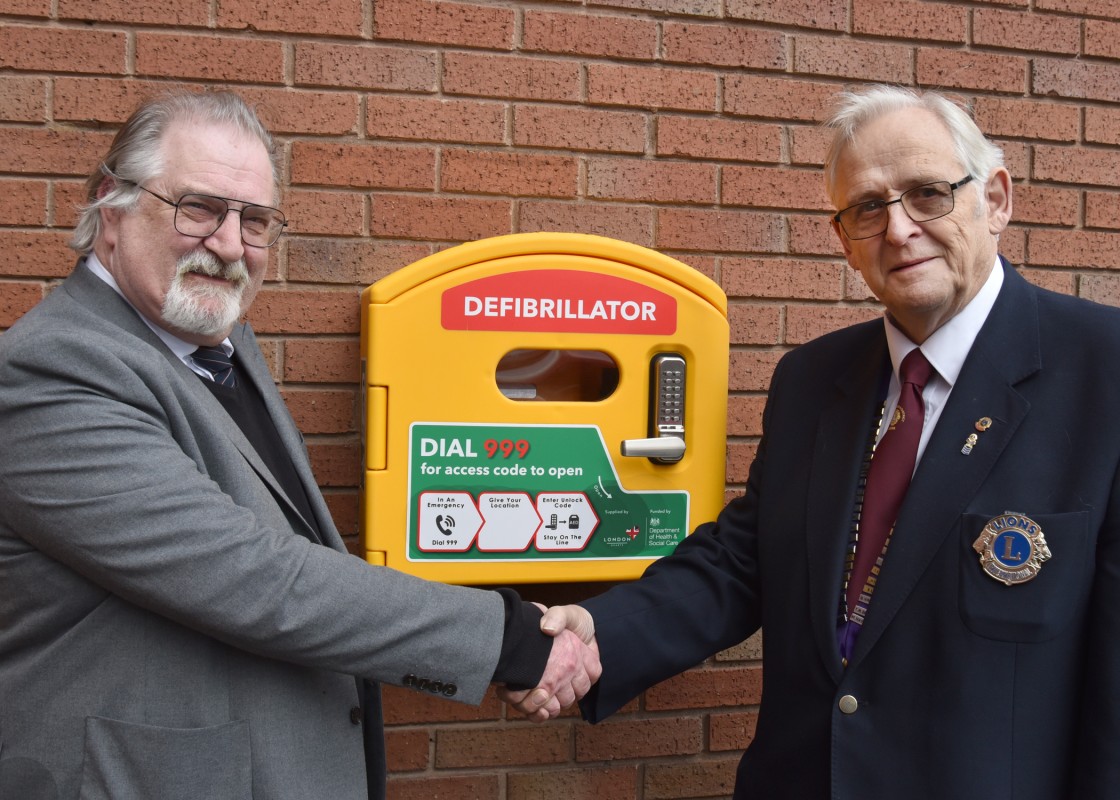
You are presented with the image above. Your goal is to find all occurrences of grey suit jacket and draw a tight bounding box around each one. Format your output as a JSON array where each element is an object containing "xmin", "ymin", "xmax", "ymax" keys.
[{"xmin": 0, "ymin": 262, "xmax": 506, "ymax": 800}]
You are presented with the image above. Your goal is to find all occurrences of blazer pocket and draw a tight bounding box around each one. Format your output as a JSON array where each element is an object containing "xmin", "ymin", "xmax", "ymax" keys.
[
  {"xmin": 79, "ymin": 716, "xmax": 251, "ymax": 800},
  {"xmin": 958, "ymin": 511, "xmax": 1092, "ymax": 643}
]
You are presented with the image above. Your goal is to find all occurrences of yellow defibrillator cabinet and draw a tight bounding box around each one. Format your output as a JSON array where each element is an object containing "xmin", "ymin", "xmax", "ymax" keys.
[{"xmin": 360, "ymin": 232, "xmax": 728, "ymax": 584}]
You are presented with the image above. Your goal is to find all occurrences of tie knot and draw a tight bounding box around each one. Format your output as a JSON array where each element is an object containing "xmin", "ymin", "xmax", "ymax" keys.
[
  {"xmin": 193, "ymin": 345, "xmax": 236, "ymax": 388},
  {"xmin": 899, "ymin": 348, "xmax": 933, "ymax": 390}
]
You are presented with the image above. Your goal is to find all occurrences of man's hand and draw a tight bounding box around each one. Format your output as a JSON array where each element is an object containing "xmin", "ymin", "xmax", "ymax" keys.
[{"xmin": 498, "ymin": 604, "xmax": 599, "ymax": 722}]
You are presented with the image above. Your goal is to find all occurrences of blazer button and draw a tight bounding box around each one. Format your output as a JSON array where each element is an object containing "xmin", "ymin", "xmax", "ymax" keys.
[
  {"xmin": 838, "ymin": 695, "xmax": 859, "ymax": 715},
  {"xmin": 350, "ymin": 707, "xmax": 362, "ymax": 725}
]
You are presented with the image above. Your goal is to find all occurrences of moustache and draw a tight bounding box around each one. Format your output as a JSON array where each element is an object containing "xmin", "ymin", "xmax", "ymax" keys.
[{"xmin": 175, "ymin": 251, "xmax": 249, "ymax": 287}]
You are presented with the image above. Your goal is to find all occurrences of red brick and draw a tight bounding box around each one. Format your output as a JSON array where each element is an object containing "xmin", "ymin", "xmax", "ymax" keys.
[
  {"xmin": 442, "ymin": 150, "xmax": 578, "ymax": 198},
  {"xmin": 367, "ymin": 96, "xmax": 505, "ymax": 145},
  {"xmin": 508, "ymin": 765, "xmax": 639, "ymax": 800},
  {"xmin": 1036, "ymin": 0, "xmax": 1118, "ymax": 14},
  {"xmin": 283, "ymin": 338, "xmax": 361, "ymax": 384},
  {"xmin": 0, "ymin": 280, "xmax": 45, "ymax": 328},
  {"xmin": 644, "ymin": 757, "xmax": 740, "ymax": 800},
  {"xmin": 372, "ymin": 195, "xmax": 511, "ymax": 241},
  {"xmin": 247, "ymin": 287, "xmax": 360, "ymax": 334},
  {"xmin": 576, "ymin": 717, "xmax": 702, "ymax": 761},
  {"xmin": 709, "ymin": 709, "xmax": 760, "ymax": 752},
  {"xmin": 972, "ymin": 97, "xmax": 1078, "ymax": 143},
  {"xmin": 1034, "ymin": 146, "xmax": 1120, "ymax": 188},
  {"xmin": 1086, "ymin": 191, "xmax": 1120, "ymax": 230},
  {"xmin": 135, "ymin": 33, "xmax": 284, "ymax": 83},
  {"xmin": 281, "ymin": 388, "xmax": 357, "ymax": 434},
  {"xmin": 728, "ymin": 395, "xmax": 766, "ymax": 437},
  {"xmin": 376, "ymin": 0, "xmax": 514, "ymax": 49},
  {"xmin": 1011, "ymin": 184, "xmax": 1079, "ymax": 227},
  {"xmin": 238, "ymin": 88, "xmax": 360, "ymax": 136},
  {"xmin": 0, "ymin": 0, "xmax": 50, "ymax": 14},
  {"xmin": 54, "ymin": 180, "xmax": 91, "ymax": 229},
  {"xmin": 436, "ymin": 724, "xmax": 571, "ymax": 768},
  {"xmin": 723, "ymin": 165, "xmax": 831, "ymax": 212},
  {"xmin": 727, "ymin": 304, "xmax": 782, "ymax": 346},
  {"xmin": 973, "ymin": 8, "xmax": 1080, "ymax": 53},
  {"xmin": 218, "ymin": 0, "xmax": 362, "ymax": 36},
  {"xmin": 587, "ymin": 158, "xmax": 716, "ymax": 204},
  {"xmin": 854, "ymin": 0, "xmax": 966, "ymax": 41},
  {"xmin": 794, "ymin": 36, "xmax": 911, "ymax": 83},
  {"xmin": 645, "ymin": 665, "xmax": 763, "ymax": 711},
  {"xmin": 525, "ymin": 10, "xmax": 656, "ymax": 59},
  {"xmin": 727, "ymin": 440, "xmax": 757, "ymax": 484},
  {"xmin": 60, "ymin": 0, "xmax": 209, "ymax": 25},
  {"xmin": 1033, "ymin": 58, "xmax": 1120, "ymax": 104},
  {"xmin": 662, "ymin": 21, "xmax": 785, "ymax": 69},
  {"xmin": 716, "ymin": 629, "xmax": 764, "ymax": 662},
  {"xmin": 290, "ymin": 142, "xmax": 435, "ymax": 190},
  {"xmin": 998, "ymin": 142, "xmax": 1030, "ymax": 182},
  {"xmin": 518, "ymin": 201, "xmax": 653, "ymax": 245},
  {"xmin": 286, "ymin": 239, "xmax": 431, "ymax": 285},
  {"xmin": 1079, "ymin": 274, "xmax": 1120, "ymax": 308},
  {"xmin": 444, "ymin": 53, "xmax": 580, "ymax": 102},
  {"xmin": 724, "ymin": 75, "xmax": 839, "ymax": 122},
  {"xmin": 382, "ymin": 684, "xmax": 503, "ymax": 725},
  {"xmin": 385, "ymin": 774, "xmax": 500, "ymax": 800},
  {"xmin": 0, "ymin": 24, "xmax": 125, "ymax": 73},
  {"xmin": 723, "ymin": 258, "xmax": 844, "ymax": 301},
  {"xmin": 307, "ymin": 441, "xmax": 360, "ymax": 487},
  {"xmin": 53, "ymin": 78, "xmax": 170, "ymax": 125},
  {"xmin": 0, "ymin": 76, "xmax": 45, "ymax": 122},
  {"xmin": 1085, "ymin": 19, "xmax": 1120, "ymax": 60},
  {"xmin": 281, "ymin": 190, "xmax": 364, "ymax": 237},
  {"xmin": 786, "ymin": 304, "xmax": 881, "ymax": 344},
  {"xmin": 1029, "ymin": 230, "xmax": 1120, "ymax": 269},
  {"xmin": 295, "ymin": 43, "xmax": 437, "ymax": 92},
  {"xmin": 1, "ymin": 232, "xmax": 76, "ymax": 279},
  {"xmin": 726, "ymin": 0, "xmax": 845, "ymax": 30},
  {"xmin": 845, "ymin": 265, "xmax": 876, "ymax": 302},
  {"xmin": 790, "ymin": 213, "xmax": 843, "ymax": 256},
  {"xmin": 384, "ymin": 728, "xmax": 430, "ymax": 772},
  {"xmin": 728, "ymin": 350, "xmax": 782, "ymax": 392},
  {"xmin": 515, "ymin": 106, "xmax": 647, "ymax": 153},
  {"xmin": 657, "ymin": 116, "xmax": 782, "ymax": 163},
  {"xmin": 0, "ymin": 179, "xmax": 48, "ymax": 225},
  {"xmin": 1019, "ymin": 268, "xmax": 1074, "ymax": 296},
  {"xmin": 1087, "ymin": 107, "xmax": 1120, "ymax": 147},
  {"xmin": 789, "ymin": 125, "xmax": 833, "ymax": 167},
  {"xmin": 656, "ymin": 209, "xmax": 782, "ymax": 254},
  {"xmin": 999, "ymin": 227, "xmax": 1026, "ymax": 266},
  {"xmin": 916, "ymin": 48, "xmax": 1028, "ymax": 94},
  {"xmin": 588, "ymin": 64, "xmax": 717, "ymax": 113}
]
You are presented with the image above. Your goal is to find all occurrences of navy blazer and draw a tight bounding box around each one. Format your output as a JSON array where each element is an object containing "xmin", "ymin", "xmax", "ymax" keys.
[{"xmin": 581, "ymin": 260, "xmax": 1120, "ymax": 799}]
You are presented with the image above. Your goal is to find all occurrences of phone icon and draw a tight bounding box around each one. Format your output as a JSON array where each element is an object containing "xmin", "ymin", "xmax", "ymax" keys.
[{"xmin": 435, "ymin": 514, "xmax": 455, "ymax": 536}]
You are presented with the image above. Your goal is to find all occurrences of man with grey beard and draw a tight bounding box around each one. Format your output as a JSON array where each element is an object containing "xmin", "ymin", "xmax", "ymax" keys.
[{"xmin": 0, "ymin": 91, "xmax": 599, "ymax": 800}]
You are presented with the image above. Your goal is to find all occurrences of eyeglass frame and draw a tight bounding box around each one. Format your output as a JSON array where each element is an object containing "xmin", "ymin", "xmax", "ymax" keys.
[
  {"xmin": 832, "ymin": 175, "xmax": 974, "ymax": 241},
  {"xmin": 126, "ymin": 182, "xmax": 289, "ymax": 248}
]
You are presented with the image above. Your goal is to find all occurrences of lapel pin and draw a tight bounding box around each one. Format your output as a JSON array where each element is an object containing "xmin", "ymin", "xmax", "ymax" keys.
[
  {"xmin": 972, "ymin": 512, "xmax": 1051, "ymax": 585},
  {"xmin": 961, "ymin": 417, "xmax": 994, "ymax": 455},
  {"xmin": 961, "ymin": 433, "xmax": 978, "ymax": 455}
]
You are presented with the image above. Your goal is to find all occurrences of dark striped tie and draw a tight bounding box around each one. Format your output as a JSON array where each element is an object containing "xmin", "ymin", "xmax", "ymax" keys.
[{"xmin": 193, "ymin": 345, "xmax": 236, "ymax": 388}]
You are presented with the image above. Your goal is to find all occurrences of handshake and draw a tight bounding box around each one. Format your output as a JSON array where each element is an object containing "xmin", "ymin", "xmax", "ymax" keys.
[{"xmin": 498, "ymin": 604, "xmax": 600, "ymax": 723}]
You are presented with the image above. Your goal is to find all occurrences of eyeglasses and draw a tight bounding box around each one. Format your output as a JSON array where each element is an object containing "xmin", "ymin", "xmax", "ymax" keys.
[
  {"xmin": 131, "ymin": 184, "xmax": 288, "ymax": 248},
  {"xmin": 833, "ymin": 175, "xmax": 974, "ymax": 240}
]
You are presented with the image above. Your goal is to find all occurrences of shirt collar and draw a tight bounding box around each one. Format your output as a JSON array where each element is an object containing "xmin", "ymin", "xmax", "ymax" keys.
[
  {"xmin": 84, "ymin": 252, "xmax": 234, "ymax": 360},
  {"xmin": 883, "ymin": 255, "xmax": 1004, "ymax": 388}
]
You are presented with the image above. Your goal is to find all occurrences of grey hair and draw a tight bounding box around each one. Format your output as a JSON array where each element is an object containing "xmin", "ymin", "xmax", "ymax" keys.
[
  {"xmin": 823, "ymin": 85, "xmax": 1004, "ymax": 205},
  {"xmin": 70, "ymin": 90, "xmax": 280, "ymax": 253}
]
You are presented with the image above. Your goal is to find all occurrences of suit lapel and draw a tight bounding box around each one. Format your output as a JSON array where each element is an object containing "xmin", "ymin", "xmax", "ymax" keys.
[
  {"xmin": 806, "ymin": 330, "xmax": 890, "ymax": 681},
  {"xmin": 849, "ymin": 262, "xmax": 1041, "ymax": 666}
]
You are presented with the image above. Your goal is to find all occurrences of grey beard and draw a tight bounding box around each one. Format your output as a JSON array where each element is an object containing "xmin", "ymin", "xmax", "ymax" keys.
[{"xmin": 161, "ymin": 251, "xmax": 249, "ymax": 338}]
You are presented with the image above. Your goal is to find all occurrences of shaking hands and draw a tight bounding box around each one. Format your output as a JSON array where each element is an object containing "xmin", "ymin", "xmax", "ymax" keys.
[{"xmin": 498, "ymin": 604, "xmax": 599, "ymax": 722}]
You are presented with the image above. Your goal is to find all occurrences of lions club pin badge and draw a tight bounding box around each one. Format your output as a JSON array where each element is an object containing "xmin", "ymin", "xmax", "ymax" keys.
[{"xmin": 972, "ymin": 512, "xmax": 1051, "ymax": 586}]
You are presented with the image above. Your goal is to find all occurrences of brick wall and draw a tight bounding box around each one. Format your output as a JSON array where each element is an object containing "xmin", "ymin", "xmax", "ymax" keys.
[{"xmin": 3, "ymin": 0, "xmax": 1119, "ymax": 797}]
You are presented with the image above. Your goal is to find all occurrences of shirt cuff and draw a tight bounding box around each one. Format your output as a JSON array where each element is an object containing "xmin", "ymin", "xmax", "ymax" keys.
[{"xmin": 491, "ymin": 588, "xmax": 553, "ymax": 690}]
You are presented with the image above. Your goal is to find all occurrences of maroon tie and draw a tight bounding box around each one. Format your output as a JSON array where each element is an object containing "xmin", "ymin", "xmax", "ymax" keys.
[{"xmin": 846, "ymin": 348, "xmax": 934, "ymax": 616}]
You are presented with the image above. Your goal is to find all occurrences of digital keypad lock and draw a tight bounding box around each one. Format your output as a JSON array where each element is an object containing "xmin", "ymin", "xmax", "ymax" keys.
[{"xmin": 621, "ymin": 353, "xmax": 687, "ymax": 464}]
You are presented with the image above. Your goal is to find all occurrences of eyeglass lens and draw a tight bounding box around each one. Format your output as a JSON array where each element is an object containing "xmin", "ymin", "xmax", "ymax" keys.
[
  {"xmin": 174, "ymin": 194, "xmax": 286, "ymax": 247},
  {"xmin": 839, "ymin": 181, "xmax": 956, "ymax": 240}
]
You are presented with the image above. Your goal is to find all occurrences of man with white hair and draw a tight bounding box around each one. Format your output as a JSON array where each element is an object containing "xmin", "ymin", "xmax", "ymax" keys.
[
  {"xmin": 0, "ymin": 90, "xmax": 598, "ymax": 800},
  {"xmin": 511, "ymin": 85, "xmax": 1120, "ymax": 798}
]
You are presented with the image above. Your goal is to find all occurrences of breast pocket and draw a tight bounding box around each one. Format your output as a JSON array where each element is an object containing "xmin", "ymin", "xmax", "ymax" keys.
[
  {"xmin": 958, "ymin": 511, "xmax": 1092, "ymax": 642},
  {"xmin": 79, "ymin": 716, "xmax": 252, "ymax": 800}
]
